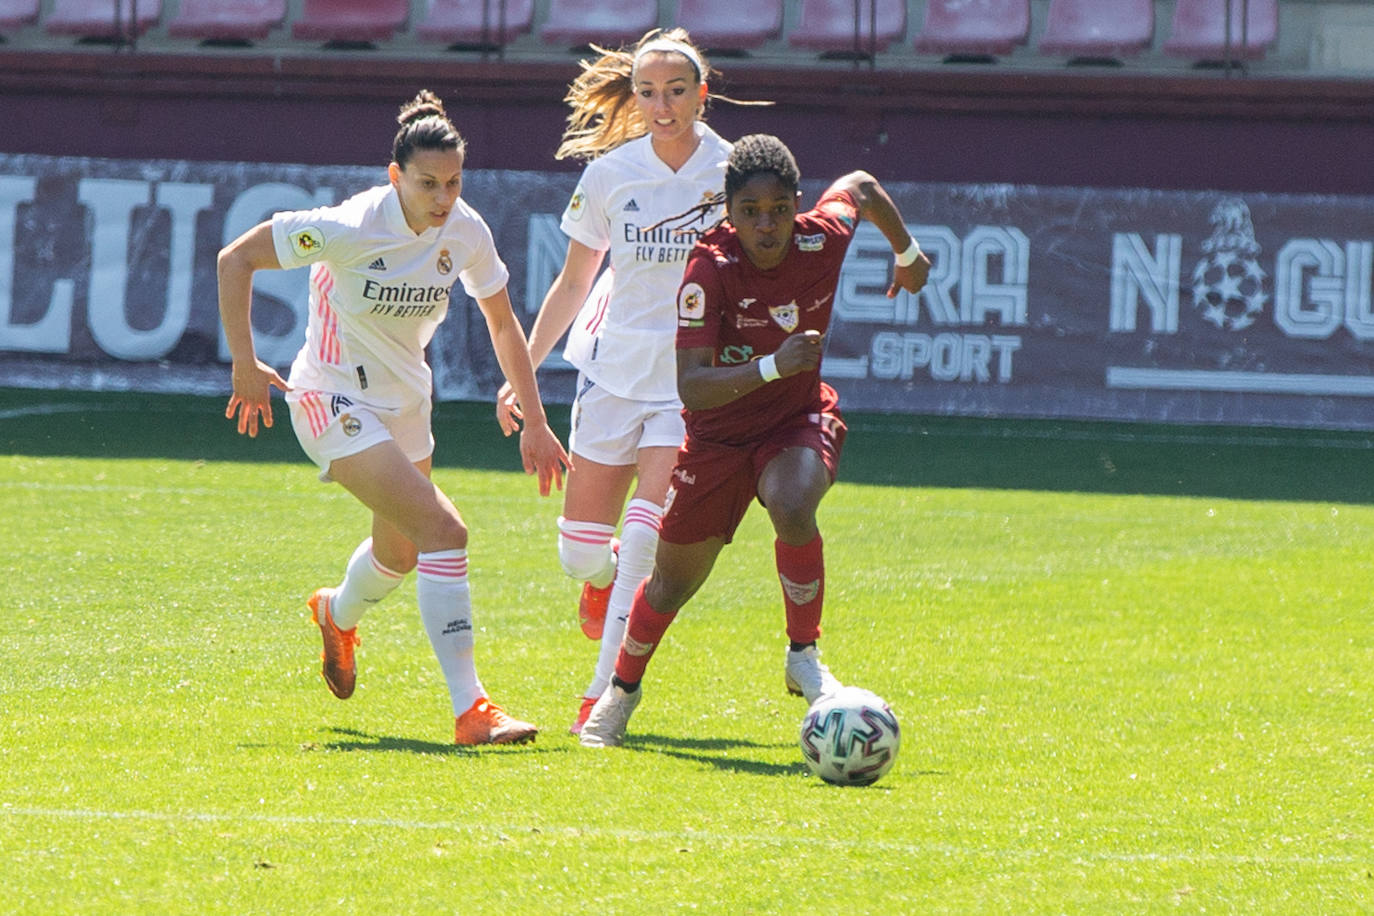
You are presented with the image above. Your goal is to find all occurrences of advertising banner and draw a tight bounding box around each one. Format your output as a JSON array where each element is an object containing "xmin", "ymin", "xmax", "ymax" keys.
[{"xmin": 1, "ymin": 153, "xmax": 1371, "ymax": 429}]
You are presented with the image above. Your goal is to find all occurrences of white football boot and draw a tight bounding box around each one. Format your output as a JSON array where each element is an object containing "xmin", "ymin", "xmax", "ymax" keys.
[
  {"xmin": 578, "ymin": 683, "xmax": 641, "ymax": 748},
  {"xmin": 784, "ymin": 645, "xmax": 843, "ymax": 704}
]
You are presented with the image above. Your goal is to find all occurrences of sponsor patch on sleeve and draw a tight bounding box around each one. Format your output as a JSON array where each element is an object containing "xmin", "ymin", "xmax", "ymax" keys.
[
  {"xmin": 567, "ymin": 186, "xmax": 587, "ymax": 221},
  {"xmin": 677, "ymin": 281, "xmax": 706, "ymax": 328},
  {"xmin": 289, "ymin": 226, "xmax": 325, "ymax": 258}
]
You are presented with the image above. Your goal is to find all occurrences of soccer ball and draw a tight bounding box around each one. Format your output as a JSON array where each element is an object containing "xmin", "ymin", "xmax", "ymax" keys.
[{"xmin": 799, "ymin": 686, "xmax": 900, "ymax": 786}]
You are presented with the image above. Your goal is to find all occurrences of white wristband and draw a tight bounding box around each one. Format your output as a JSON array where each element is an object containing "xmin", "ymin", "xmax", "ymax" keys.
[
  {"xmin": 894, "ymin": 237, "xmax": 922, "ymax": 267},
  {"xmin": 757, "ymin": 352, "xmax": 781, "ymax": 383}
]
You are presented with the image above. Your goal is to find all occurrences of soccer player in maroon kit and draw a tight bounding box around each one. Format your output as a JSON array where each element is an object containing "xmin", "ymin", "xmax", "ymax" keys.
[{"xmin": 580, "ymin": 134, "xmax": 931, "ymax": 746}]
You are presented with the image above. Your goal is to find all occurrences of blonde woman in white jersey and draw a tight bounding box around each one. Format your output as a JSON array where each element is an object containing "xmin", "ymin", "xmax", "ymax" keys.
[
  {"xmin": 220, "ymin": 90, "xmax": 570, "ymax": 745},
  {"xmin": 496, "ymin": 29, "xmax": 750, "ymax": 734}
]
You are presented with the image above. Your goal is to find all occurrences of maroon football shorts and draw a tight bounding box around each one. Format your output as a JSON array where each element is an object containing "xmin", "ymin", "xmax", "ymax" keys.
[{"xmin": 659, "ymin": 406, "xmax": 847, "ymax": 546}]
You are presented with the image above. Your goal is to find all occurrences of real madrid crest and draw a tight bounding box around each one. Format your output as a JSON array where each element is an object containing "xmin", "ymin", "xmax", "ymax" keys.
[{"xmin": 437, "ymin": 248, "xmax": 453, "ymax": 275}]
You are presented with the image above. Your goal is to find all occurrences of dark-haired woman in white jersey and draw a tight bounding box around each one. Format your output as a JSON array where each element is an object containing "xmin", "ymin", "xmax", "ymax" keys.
[{"xmin": 219, "ymin": 90, "xmax": 570, "ymax": 745}]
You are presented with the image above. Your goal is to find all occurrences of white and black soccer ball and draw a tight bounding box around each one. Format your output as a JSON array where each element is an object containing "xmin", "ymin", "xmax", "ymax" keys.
[{"xmin": 799, "ymin": 686, "xmax": 900, "ymax": 787}]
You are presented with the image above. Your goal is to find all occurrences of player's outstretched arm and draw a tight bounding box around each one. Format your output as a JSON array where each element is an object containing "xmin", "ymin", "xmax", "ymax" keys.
[
  {"xmin": 825, "ymin": 171, "xmax": 931, "ymax": 298},
  {"xmin": 217, "ymin": 221, "xmax": 290, "ymax": 438}
]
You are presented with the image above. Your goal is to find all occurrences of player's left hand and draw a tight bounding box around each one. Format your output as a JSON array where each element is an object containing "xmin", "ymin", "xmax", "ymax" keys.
[
  {"xmin": 889, "ymin": 250, "xmax": 932, "ymax": 298},
  {"xmin": 519, "ymin": 421, "xmax": 572, "ymax": 497},
  {"xmin": 494, "ymin": 380, "xmax": 522, "ymax": 436}
]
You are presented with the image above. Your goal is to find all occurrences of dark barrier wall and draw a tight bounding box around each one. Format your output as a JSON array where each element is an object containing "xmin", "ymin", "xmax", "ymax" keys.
[{"xmin": 0, "ymin": 51, "xmax": 1373, "ymax": 195}]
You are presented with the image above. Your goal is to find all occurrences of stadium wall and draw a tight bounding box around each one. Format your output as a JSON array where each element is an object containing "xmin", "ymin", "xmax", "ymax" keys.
[{"xmin": 1, "ymin": 50, "xmax": 1373, "ymax": 194}]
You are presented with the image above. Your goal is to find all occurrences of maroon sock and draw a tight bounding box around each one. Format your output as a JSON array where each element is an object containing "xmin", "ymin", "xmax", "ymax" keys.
[
  {"xmin": 776, "ymin": 534, "xmax": 824, "ymax": 645},
  {"xmin": 614, "ymin": 579, "xmax": 678, "ymax": 685}
]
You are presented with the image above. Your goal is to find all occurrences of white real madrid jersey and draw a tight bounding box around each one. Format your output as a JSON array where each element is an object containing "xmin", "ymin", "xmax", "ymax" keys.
[
  {"xmin": 271, "ymin": 184, "xmax": 509, "ymax": 409},
  {"xmin": 560, "ymin": 122, "xmax": 732, "ymax": 401}
]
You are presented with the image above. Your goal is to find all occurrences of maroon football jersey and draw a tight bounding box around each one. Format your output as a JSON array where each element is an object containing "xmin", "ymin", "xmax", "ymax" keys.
[{"xmin": 675, "ymin": 189, "xmax": 858, "ymax": 446}]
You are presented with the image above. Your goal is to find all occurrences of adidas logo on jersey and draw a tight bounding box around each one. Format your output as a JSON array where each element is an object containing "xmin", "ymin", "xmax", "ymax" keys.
[
  {"xmin": 622, "ymin": 199, "xmax": 640, "ymax": 212},
  {"xmin": 368, "ymin": 257, "xmax": 387, "ymax": 271}
]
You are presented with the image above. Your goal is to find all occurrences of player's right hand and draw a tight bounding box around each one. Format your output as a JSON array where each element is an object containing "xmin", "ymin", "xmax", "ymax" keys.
[
  {"xmin": 774, "ymin": 329, "xmax": 824, "ymax": 378},
  {"xmin": 226, "ymin": 359, "xmax": 290, "ymax": 438}
]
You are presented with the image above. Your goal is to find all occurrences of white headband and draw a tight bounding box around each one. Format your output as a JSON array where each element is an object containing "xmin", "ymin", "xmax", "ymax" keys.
[{"xmin": 633, "ymin": 38, "xmax": 704, "ymax": 81}]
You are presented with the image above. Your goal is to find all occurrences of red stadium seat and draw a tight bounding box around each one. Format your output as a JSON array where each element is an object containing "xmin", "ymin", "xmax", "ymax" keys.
[
  {"xmin": 788, "ymin": 0, "xmax": 906, "ymax": 55},
  {"xmin": 914, "ymin": 0, "xmax": 1030, "ymax": 58},
  {"xmin": 168, "ymin": 0, "xmax": 285, "ymax": 42},
  {"xmin": 1039, "ymin": 0, "xmax": 1154, "ymax": 60},
  {"xmin": 291, "ymin": 0, "xmax": 408, "ymax": 43},
  {"xmin": 45, "ymin": 0, "xmax": 161, "ymax": 38},
  {"xmin": 0, "ymin": 0, "xmax": 38, "ymax": 33},
  {"xmin": 1163, "ymin": 0, "xmax": 1277, "ymax": 62},
  {"xmin": 417, "ymin": 0, "xmax": 534, "ymax": 47},
  {"xmin": 540, "ymin": 0, "xmax": 659, "ymax": 49},
  {"xmin": 677, "ymin": 0, "xmax": 783, "ymax": 52}
]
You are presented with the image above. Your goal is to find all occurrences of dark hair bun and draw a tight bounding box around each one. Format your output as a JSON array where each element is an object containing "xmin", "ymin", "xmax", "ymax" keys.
[{"xmin": 398, "ymin": 89, "xmax": 447, "ymax": 126}]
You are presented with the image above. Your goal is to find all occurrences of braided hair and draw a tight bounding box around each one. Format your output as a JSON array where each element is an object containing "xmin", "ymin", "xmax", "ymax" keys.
[{"xmin": 646, "ymin": 134, "xmax": 801, "ymax": 234}]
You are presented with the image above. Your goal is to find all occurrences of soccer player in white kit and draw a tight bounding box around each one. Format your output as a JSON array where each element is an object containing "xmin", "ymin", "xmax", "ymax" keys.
[
  {"xmin": 219, "ymin": 90, "xmax": 570, "ymax": 745},
  {"xmin": 495, "ymin": 29, "xmax": 744, "ymax": 734}
]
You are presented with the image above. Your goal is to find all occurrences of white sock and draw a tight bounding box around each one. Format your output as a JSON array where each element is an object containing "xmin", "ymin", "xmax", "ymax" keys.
[
  {"xmin": 586, "ymin": 499, "xmax": 661, "ymax": 697},
  {"xmin": 557, "ymin": 517, "xmax": 617, "ymax": 588},
  {"xmin": 416, "ymin": 549, "xmax": 484, "ymax": 716},
  {"xmin": 331, "ymin": 537, "xmax": 405, "ymax": 631}
]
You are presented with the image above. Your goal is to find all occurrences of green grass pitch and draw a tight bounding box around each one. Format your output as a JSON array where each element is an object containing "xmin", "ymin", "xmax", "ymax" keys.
[{"xmin": 1, "ymin": 387, "xmax": 1370, "ymax": 914}]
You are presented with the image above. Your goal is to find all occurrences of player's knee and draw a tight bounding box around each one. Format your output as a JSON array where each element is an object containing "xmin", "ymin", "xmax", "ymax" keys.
[
  {"xmin": 424, "ymin": 510, "xmax": 467, "ymax": 552},
  {"xmin": 644, "ymin": 572, "xmax": 693, "ymax": 614},
  {"xmin": 375, "ymin": 544, "xmax": 419, "ymax": 575},
  {"xmin": 767, "ymin": 498, "xmax": 819, "ymax": 545},
  {"xmin": 557, "ymin": 524, "xmax": 615, "ymax": 582}
]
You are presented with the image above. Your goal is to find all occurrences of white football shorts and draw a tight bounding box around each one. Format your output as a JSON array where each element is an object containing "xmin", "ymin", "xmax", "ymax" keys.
[
  {"xmin": 568, "ymin": 374, "xmax": 685, "ymax": 466},
  {"xmin": 288, "ymin": 390, "xmax": 434, "ymax": 481}
]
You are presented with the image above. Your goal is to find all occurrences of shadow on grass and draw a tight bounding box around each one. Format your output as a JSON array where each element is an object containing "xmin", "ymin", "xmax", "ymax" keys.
[
  {"xmin": 629, "ymin": 733, "xmax": 806, "ymax": 777},
  {"xmin": 307, "ymin": 726, "xmax": 550, "ymax": 756},
  {"xmin": 6, "ymin": 387, "xmax": 1374, "ymax": 502}
]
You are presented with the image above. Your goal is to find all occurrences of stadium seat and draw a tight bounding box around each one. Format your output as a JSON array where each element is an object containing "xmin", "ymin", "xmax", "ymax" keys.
[
  {"xmin": 539, "ymin": 0, "xmax": 659, "ymax": 49},
  {"xmin": 1038, "ymin": 0, "xmax": 1154, "ymax": 61},
  {"xmin": 44, "ymin": 0, "xmax": 161, "ymax": 38},
  {"xmin": 168, "ymin": 0, "xmax": 285, "ymax": 42},
  {"xmin": 291, "ymin": 0, "xmax": 409, "ymax": 44},
  {"xmin": 788, "ymin": 0, "xmax": 907, "ymax": 55},
  {"xmin": 677, "ymin": 0, "xmax": 783, "ymax": 52},
  {"xmin": 0, "ymin": 0, "xmax": 38, "ymax": 33},
  {"xmin": 417, "ymin": 0, "xmax": 534, "ymax": 48},
  {"xmin": 914, "ymin": 0, "xmax": 1030, "ymax": 58},
  {"xmin": 1163, "ymin": 0, "xmax": 1278, "ymax": 62}
]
